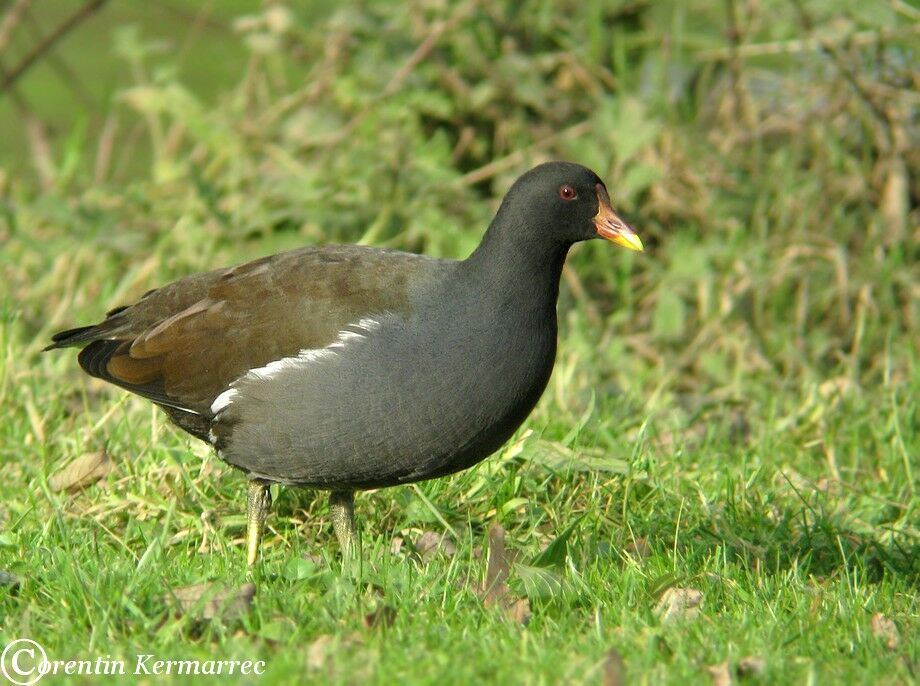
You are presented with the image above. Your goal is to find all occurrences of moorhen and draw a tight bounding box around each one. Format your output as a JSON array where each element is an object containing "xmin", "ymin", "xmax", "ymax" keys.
[{"xmin": 46, "ymin": 161, "xmax": 642, "ymax": 565}]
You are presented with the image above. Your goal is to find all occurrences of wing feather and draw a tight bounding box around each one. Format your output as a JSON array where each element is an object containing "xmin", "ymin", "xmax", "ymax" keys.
[{"xmin": 49, "ymin": 245, "xmax": 441, "ymax": 421}]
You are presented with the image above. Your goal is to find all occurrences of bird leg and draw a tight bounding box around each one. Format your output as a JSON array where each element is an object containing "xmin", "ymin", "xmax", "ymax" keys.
[
  {"xmin": 329, "ymin": 490, "xmax": 357, "ymax": 558},
  {"xmin": 246, "ymin": 479, "xmax": 272, "ymax": 566}
]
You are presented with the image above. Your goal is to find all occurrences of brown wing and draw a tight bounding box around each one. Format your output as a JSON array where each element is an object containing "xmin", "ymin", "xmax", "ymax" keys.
[{"xmin": 52, "ymin": 245, "xmax": 441, "ymax": 419}]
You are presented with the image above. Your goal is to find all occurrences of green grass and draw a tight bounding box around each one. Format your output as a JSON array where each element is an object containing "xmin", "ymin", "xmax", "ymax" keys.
[{"xmin": 1, "ymin": 0, "xmax": 918, "ymax": 684}]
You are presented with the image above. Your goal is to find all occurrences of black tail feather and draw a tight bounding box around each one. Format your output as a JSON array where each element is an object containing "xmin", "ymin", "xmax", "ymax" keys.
[
  {"xmin": 43, "ymin": 325, "xmax": 100, "ymax": 351},
  {"xmin": 76, "ymin": 339, "xmax": 124, "ymax": 378},
  {"xmin": 76, "ymin": 339, "xmax": 194, "ymax": 414}
]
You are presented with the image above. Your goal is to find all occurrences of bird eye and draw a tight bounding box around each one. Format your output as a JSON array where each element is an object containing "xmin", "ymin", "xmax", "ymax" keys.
[{"xmin": 558, "ymin": 184, "xmax": 577, "ymax": 201}]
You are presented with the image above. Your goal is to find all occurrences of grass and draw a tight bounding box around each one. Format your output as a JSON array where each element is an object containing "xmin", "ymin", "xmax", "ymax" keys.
[{"xmin": 1, "ymin": 0, "xmax": 918, "ymax": 683}]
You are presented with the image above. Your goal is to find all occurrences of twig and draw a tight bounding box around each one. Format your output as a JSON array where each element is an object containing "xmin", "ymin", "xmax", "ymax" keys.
[
  {"xmin": 694, "ymin": 23, "xmax": 920, "ymax": 60},
  {"xmin": 889, "ymin": 0, "xmax": 920, "ymax": 21},
  {"xmin": 0, "ymin": 0, "xmax": 108, "ymax": 94},
  {"xmin": 23, "ymin": 5, "xmax": 97, "ymax": 110},
  {"xmin": 0, "ymin": 79, "xmax": 55, "ymax": 188},
  {"xmin": 789, "ymin": 0, "xmax": 896, "ymax": 150},
  {"xmin": 724, "ymin": 0, "xmax": 756, "ymax": 128},
  {"xmin": 176, "ymin": 0, "xmax": 217, "ymax": 66},
  {"xmin": 309, "ymin": 0, "xmax": 478, "ymax": 148},
  {"xmin": 94, "ymin": 111, "xmax": 118, "ymax": 183},
  {"xmin": 0, "ymin": 0, "xmax": 33, "ymax": 53},
  {"xmin": 456, "ymin": 120, "xmax": 593, "ymax": 188},
  {"xmin": 380, "ymin": 2, "xmax": 477, "ymax": 98},
  {"xmin": 149, "ymin": 0, "xmax": 230, "ymax": 34}
]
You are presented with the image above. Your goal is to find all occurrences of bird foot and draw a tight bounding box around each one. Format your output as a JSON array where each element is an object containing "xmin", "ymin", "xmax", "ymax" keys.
[{"xmin": 246, "ymin": 480, "xmax": 272, "ymax": 567}]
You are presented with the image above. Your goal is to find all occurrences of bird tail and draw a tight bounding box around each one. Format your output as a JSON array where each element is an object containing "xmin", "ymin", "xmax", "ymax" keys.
[{"xmin": 43, "ymin": 325, "xmax": 103, "ymax": 351}]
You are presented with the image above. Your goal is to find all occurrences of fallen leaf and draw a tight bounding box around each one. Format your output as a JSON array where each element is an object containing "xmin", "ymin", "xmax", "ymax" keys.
[
  {"xmin": 602, "ymin": 648, "xmax": 626, "ymax": 686},
  {"xmin": 306, "ymin": 634, "xmax": 334, "ymax": 670},
  {"xmin": 506, "ymin": 597, "xmax": 531, "ymax": 626},
  {"xmin": 363, "ymin": 605, "xmax": 396, "ymax": 629},
  {"xmin": 390, "ymin": 536, "xmax": 404, "ymax": 555},
  {"xmin": 414, "ymin": 530, "xmax": 457, "ymax": 561},
  {"xmin": 624, "ymin": 537, "xmax": 651, "ymax": 561},
  {"xmin": 871, "ymin": 613, "xmax": 900, "ymax": 650},
  {"xmin": 737, "ymin": 655, "xmax": 766, "ymax": 677},
  {"xmin": 479, "ymin": 523, "xmax": 530, "ymax": 624},
  {"xmin": 49, "ymin": 450, "xmax": 113, "ymax": 492},
  {"xmin": 653, "ymin": 587, "xmax": 703, "ymax": 623},
  {"xmin": 707, "ymin": 661, "xmax": 733, "ymax": 686},
  {"xmin": 306, "ymin": 554, "xmax": 325, "ymax": 570},
  {"xmin": 727, "ymin": 410, "xmax": 752, "ymax": 445},
  {"xmin": 305, "ymin": 632, "xmax": 365, "ymax": 670},
  {"xmin": 483, "ymin": 523, "xmax": 511, "ymax": 609},
  {"xmin": 167, "ymin": 581, "xmax": 255, "ymax": 622}
]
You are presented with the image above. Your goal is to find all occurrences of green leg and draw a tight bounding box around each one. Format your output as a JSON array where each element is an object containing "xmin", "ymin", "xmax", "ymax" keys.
[
  {"xmin": 329, "ymin": 490, "xmax": 357, "ymax": 558},
  {"xmin": 246, "ymin": 479, "xmax": 272, "ymax": 566}
]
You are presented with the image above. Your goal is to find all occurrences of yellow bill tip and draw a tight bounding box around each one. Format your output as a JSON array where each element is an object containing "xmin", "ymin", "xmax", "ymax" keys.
[{"xmin": 609, "ymin": 229, "xmax": 643, "ymax": 252}]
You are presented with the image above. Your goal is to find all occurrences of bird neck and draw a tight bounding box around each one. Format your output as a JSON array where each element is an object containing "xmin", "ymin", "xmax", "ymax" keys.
[{"xmin": 461, "ymin": 216, "xmax": 571, "ymax": 310}]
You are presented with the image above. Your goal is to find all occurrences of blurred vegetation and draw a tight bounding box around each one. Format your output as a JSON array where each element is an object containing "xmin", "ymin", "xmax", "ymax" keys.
[
  {"xmin": 0, "ymin": 0, "xmax": 918, "ymax": 683},
  {"xmin": 2, "ymin": 0, "xmax": 916, "ymax": 383}
]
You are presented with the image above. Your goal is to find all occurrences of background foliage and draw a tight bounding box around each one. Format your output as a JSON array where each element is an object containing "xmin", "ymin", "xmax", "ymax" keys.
[{"xmin": 0, "ymin": 0, "xmax": 917, "ymax": 683}]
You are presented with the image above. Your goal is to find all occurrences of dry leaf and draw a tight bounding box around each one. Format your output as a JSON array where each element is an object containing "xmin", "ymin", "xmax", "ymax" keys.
[
  {"xmin": 306, "ymin": 633, "xmax": 366, "ymax": 670},
  {"xmin": 415, "ymin": 530, "xmax": 457, "ymax": 562},
  {"xmin": 306, "ymin": 634, "xmax": 334, "ymax": 670},
  {"xmin": 871, "ymin": 613, "xmax": 900, "ymax": 650},
  {"xmin": 49, "ymin": 450, "xmax": 113, "ymax": 492},
  {"xmin": 624, "ymin": 537, "xmax": 651, "ymax": 561},
  {"xmin": 879, "ymin": 155, "xmax": 908, "ymax": 244},
  {"xmin": 167, "ymin": 581, "xmax": 255, "ymax": 622},
  {"xmin": 479, "ymin": 523, "xmax": 530, "ymax": 624},
  {"xmin": 506, "ymin": 597, "xmax": 532, "ymax": 626},
  {"xmin": 707, "ymin": 661, "xmax": 733, "ymax": 686},
  {"xmin": 302, "ymin": 552, "xmax": 324, "ymax": 566},
  {"xmin": 737, "ymin": 655, "xmax": 765, "ymax": 677},
  {"xmin": 653, "ymin": 587, "xmax": 703, "ymax": 623},
  {"xmin": 602, "ymin": 648, "xmax": 626, "ymax": 686},
  {"xmin": 363, "ymin": 605, "xmax": 397, "ymax": 629},
  {"xmin": 483, "ymin": 523, "xmax": 511, "ymax": 609}
]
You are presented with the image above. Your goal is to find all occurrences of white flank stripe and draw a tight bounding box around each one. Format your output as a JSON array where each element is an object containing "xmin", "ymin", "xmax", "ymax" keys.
[
  {"xmin": 210, "ymin": 388, "xmax": 239, "ymax": 414},
  {"xmin": 355, "ymin": 317, "xmax": 382, "ymax": 332},
  {"xmin": 209, "ymin": 315, "xmax": 385, "ymax": 415},
  {"xmin": 247, "ymin": 348, "xmax": 336, "ymax": 380}
]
